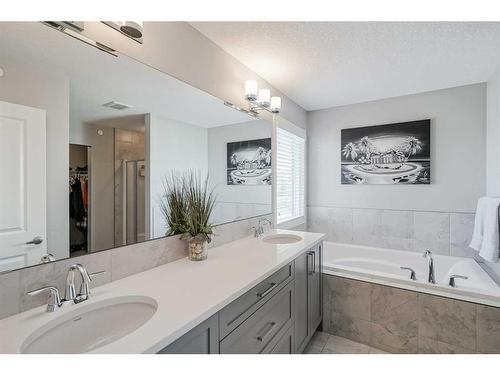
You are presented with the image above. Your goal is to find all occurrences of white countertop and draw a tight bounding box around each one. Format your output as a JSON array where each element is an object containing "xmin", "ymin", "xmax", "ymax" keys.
[{"xmin": 0, "ymin": 229, "xmax": 325, "ymax": 354}]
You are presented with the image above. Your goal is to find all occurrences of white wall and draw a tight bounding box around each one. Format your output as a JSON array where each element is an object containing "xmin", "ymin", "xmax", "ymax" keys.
[
  {"xmin": 307, "ymin": 84, "xmax": 487, "ymax": 213},
  {"xmin": 147, "ymin": 114, "xmax": 209, "ymax": 238},
  {"xmin": 0, "ymin": 57, "xmax": 69, "ymax": 260},
  {"xmin": 207, "ymin": 119, "xmax": 273, "ymax": 223},
  {"xmin": 487, "ymin": 67, "xmax": 500, "ymax": 197}
]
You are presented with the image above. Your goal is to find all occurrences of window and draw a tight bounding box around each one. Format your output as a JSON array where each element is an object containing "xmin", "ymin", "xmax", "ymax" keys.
[{"xmin": 276, "ymin": 127, "xmax": 305, "ymax": 225}]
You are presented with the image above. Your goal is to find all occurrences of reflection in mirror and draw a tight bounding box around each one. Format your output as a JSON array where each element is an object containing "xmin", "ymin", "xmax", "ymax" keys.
[{"xmin": 0, "ymin": 22, "xmax": 272, "ymax": 273}]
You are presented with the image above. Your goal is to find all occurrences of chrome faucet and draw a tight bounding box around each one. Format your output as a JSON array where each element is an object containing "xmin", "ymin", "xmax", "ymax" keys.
[
  {"xmin": 253, "ymin": 218, "xmax": 273, "ymax": 237},
  {"xmin": 28, "ymin": 264, "xmax": 105, "ymax": 312},
  {"xmin": 423, "ymin": 250, "xmax": 435, "ymax": 284},
  {"xmin": 65, "ymin": 264, "xmax": 105, "ymax": 303}
]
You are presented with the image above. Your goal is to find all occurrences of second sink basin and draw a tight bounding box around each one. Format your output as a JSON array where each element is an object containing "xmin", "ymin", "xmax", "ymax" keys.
[
  {"xmin": 21, "ymin": 295, "xmax": 157, "ymax": 354},
  {"xmin": 262, "ymin": 233, "xmax": 303, "ymax": 244}
]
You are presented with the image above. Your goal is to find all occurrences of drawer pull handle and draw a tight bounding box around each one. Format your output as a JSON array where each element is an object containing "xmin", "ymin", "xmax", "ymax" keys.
[
  {"xmin": 256, "ymin": 282, "xmax": 278, "ymax": 298},
  {"xmin": 307, "ymin": 251, "xmax": 315, "ymax": 275},
  {"xmin": 256, "ymin": 322, "xmax": 276, "ymax": 342}
]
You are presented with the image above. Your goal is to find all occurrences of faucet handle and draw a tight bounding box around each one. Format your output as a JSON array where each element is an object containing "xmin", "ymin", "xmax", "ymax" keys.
[
  {"xmin": 400, "ymin": 266, "xmax": 417, "ymax": 281},
  {"xmin": 27, "ymin": 286, "xmax": 62, "ymax": 312},
  {"xmin": 449, "ymin": 274, "xmax": 468, "ymax": 288},
  {"xmin": 423, "ymin": 250, "xmax": 432, "ymax": 257},
  {"xmin": 88, "ymin": 270, "xmax": 106, "ymax": 281}
]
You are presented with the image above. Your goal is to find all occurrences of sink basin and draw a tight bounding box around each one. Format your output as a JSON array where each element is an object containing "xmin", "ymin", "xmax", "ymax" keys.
[
  {"xmin": 262, "ymin": 233, "xmax": 302, "ymax": 244},
  {"xmin": 21, "ymin": 295, "xmax": 157, "ymax": 354}
]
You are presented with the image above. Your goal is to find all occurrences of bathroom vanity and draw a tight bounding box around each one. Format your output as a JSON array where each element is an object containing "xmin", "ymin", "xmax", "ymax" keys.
[
  {"xmin": 0, "ymin": 230, "xmax": 325, "ymax": 354},
  {"xmin": 161, "ymin": 241, "xmax": 322, "ymax": 354}
]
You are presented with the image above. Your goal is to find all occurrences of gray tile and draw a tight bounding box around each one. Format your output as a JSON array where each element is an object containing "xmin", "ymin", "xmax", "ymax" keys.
[
  {"xmin": 0, "ymin": 271, "xmax": 20, "ymax": 319},
  {"xmin": 418, "ymin": 336, "xmax": 475, "ymax": 354},
  {"xmin": 307, "ymin": 207, "xmax": 329, "ymax": 238},
  {"xmin": 111, "ymin": 236, "xmax": 186, "ymax": 281},
  {"xmin": 320, "ymin": 347, "xmax": 340, "ymax": 354},
  {"xmin": 324, "ymin": 335, "xmax": 370, "ymax": 354},
  {"xmin": 413, "ymin": 212, "xmax": 450, "ymax": 255},
  {"xmin": 328, "ymin": 312, "xmax": 372, "ymax": 345},
  {"xmin": 418, "ymin": 294, "xmax": 476, "ymax": 350},
  {"xmin": 450, "ymin": 213, "xmax": 476, "ymax": 258},
  {"xmin": 369, "ymin": 347, "xmax": 389, "ymax": 354},
  {"xmin": 353, "ymin": 208, "xmax": 382, "ymax": 247},
  {"xmin": 379, "ymin": 210, "xmax": 413, "ymax": 240},
  {"xmin": 370, "ymin": 285, "xmax": 418, "ymax": 353},
  {"xmin": 303, "ymin": 342, "xmax": 323, "ymax": 354},
  {"xmin": 309, "ymin": 331, "xmax": 330, "ymax": 350},
  {"xmin": 327, "ymin": 207, "xmax": 353, "ymax": 243},
  {"xmin": 371, "ymin": 284, "xmax": 418, "ymax": 322},
  {"xmin": 327, "ymin": 276, "xmax": 371, "ymax": 320},
  {"xmin": 18, "ymin": 262, "xmax": 58, "ymax": 311},
  {"xmin": 477, "ymin": 305, "xmax": 500, "ymax": 354}
]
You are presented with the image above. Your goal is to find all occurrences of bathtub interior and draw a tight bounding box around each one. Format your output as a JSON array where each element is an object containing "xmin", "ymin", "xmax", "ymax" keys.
[{"xmin": 323, "ymin": 242, "xmax": 500, "ymax": 296}]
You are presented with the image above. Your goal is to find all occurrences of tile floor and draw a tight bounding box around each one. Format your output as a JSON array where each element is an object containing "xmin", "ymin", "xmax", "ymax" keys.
[{"xmin": 303, "ymin": 331, "xmax": 389, "ymax": 354}]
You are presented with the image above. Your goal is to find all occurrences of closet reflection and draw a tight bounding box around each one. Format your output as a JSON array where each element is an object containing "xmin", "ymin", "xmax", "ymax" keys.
[{"xmin": 69, "ymin": 144, "xmax": 90, "ymax": 255}]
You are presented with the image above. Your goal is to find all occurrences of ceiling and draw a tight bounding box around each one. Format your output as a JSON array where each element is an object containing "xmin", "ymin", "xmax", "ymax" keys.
[
  {"xmin": 190, "ymin": 22, "xmax": 500, "ymax": 111},
  {"xmin": 0, "ymin": 22, "xmax": 255, "ymax": 128}
]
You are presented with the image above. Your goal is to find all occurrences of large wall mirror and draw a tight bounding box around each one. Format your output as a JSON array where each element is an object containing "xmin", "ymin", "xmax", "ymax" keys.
[{"xmin": 0, "ymin": 22, "xmax": 272, "ymax": 273}]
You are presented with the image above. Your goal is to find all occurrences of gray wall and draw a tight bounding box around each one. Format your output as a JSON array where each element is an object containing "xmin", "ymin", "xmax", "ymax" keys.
[
  {"xmin": 0, "ymin": 57, "xmax": 70, "ymax": 260},
  {"xmin": 487, "ymin": 66, "xmax": 500, "ymax": 197},
  {"xmin": 307, "ymin": 84, "xmax": 487, "ymax": 257},
  {"xmin": 79, "ymin": 22, "xmax": 307, "ymax": 130}
]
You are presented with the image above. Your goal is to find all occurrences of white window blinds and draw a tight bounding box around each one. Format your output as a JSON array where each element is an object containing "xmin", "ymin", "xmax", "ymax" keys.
[{"xmin": 276, "ymin": 127, "xmax": 305, "ymax": 225}]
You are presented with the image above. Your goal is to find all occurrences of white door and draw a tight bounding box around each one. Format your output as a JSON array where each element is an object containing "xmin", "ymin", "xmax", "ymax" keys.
[{"xmin": 0, "ymin": 100, "xmax": 46, "ymax": 272}]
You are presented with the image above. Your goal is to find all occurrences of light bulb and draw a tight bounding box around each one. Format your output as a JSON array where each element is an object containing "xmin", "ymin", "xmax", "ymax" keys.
[
  {"xmin": 245, "ymin": 80, "xmax": 258, "ymax": 101},
  {"xmin": 258, "ymin": 89, "xmax": 271, "ymax": 107},
  {"xmin": 270, "ymin": 97, "xmax": 281, "ymax": 113}
]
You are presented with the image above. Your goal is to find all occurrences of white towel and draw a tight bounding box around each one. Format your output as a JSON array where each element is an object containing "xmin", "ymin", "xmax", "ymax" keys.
[{"xmin": 470, "ymin": 197, "xmax": 500, "ymax": 263}]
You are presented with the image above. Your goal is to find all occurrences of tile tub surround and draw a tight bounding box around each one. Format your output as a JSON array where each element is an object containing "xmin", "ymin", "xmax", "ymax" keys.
[
  {"xmin": 323, "ymin": 274, "xmax": 500, "ymax": 354},
  {"xmin": 308, "ymin": 206, "xmax": 477, "ymax": 258},
  {"xmin": 0, "ymin": 214, "xmax": 272, "ymax": 320}
]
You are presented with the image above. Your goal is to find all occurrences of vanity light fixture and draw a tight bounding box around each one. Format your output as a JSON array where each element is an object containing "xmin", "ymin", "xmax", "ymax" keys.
[
  {"xmin": 103, "ymin": 21, "xmax": 144, "ymax": 44},
  {"xmin": 244, "ymin": 80, "xmax": 281, "ymax": 114}
]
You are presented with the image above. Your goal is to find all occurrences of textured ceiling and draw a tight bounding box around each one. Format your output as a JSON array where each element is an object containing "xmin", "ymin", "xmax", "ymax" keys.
[{"xmin": 190, "ymin": 22, "xmax": 500, "ymax": 111}]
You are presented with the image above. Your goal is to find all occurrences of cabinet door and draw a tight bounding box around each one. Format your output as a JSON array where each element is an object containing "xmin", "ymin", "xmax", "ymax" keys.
[
  {"xmin": 294, "ymin": 252, "xmax": 309, "ymax": 353},
  {"xmin": 157, "ymin": 314, "xmax": 219, "ymax": 354},
  {"xmin": 308, "ymin": 243, "xmax": 322, "ymax": 332},
  {"xmin": 269, "ymin": 326, "xmax": 294, "ymax": 354}
]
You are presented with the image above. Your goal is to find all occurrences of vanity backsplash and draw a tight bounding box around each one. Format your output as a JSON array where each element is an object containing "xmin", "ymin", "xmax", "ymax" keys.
[{"xmin": 0, "ymin": 214, "xmax": 272, "ymax": 320}]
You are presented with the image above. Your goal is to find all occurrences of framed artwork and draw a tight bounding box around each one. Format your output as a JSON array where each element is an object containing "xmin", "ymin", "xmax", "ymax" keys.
[
  {"xmin": 341, "ymin": 119, "xmax": 431, "ymax": 184},
  {"xmin": 227, "ymin": 138, "xmax": 272, "ymax": 185}
]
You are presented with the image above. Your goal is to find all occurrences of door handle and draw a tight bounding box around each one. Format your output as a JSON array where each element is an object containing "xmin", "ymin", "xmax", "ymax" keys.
[{"xmin": 26, "ymin": 236, "xmax": 43, "ymax": 245}]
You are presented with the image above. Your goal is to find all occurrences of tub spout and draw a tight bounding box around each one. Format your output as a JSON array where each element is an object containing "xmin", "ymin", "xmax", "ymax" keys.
[{"xmin": 423, "ymin": 250, "xmax": 435, "ymax": 284}]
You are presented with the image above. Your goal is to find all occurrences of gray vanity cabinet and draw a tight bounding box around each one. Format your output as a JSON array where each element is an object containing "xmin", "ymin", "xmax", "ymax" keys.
[
  {"xmin": 157, "ymin": 314, "xmax": 219, "ymax": 354},
  {"xmin": 294, "ymin": 242, "xmax": 323, "ymax": 353}
]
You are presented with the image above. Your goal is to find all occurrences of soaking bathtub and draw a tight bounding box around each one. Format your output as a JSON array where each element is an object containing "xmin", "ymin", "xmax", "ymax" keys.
[{"xmin": 322, "ymin": 242, "xmax": 500, "ymax": 307}]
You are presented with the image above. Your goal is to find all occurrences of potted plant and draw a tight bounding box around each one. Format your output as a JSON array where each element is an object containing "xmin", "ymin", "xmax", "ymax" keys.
[
  {"xmin": 160, "ymin": 172, "xmax": 187, "ymax": 237},
  {"xmin": 160, "ymin": 171, "xmax": 216, "ymax": 261},
  {"xmin": 181, "ymin": 172, "xmax": 216, "ymax": 261}
]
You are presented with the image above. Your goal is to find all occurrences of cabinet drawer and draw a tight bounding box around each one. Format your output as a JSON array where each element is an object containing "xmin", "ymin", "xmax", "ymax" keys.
[
  {"xmin": 219, "ymin": 262, "xmax": 294, "ymax": 339},
  {"xmin": 219, "ymin": 281, "xmax": 294, "ymax": 354}
]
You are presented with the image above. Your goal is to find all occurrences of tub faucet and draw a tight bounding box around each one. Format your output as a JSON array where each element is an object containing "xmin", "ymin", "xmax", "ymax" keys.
[{"xmin": 423, "ymin": 250, "xmax": 435, "ymax": 284}]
